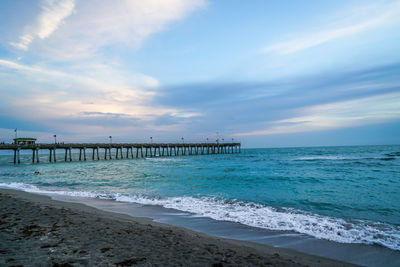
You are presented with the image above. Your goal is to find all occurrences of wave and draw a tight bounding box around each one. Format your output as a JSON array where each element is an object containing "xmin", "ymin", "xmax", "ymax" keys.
[
  {"xmin": 1, "ymin": 182, "xmax": 399, "ymax": 251},
  {"xmin": 294, "ymin": 156, "xmax": 360, "ymax": 161},
  {"xmin": 294, "ymin": 155, "xmax": 398, "ymax": 161},
  {"xmin": 145, "ymin": 158, "xmax": 184, "ymax": 162}
]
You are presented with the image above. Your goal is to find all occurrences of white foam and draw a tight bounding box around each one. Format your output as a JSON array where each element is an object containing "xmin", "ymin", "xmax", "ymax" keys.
[
  {"xmin": 1, "ymin": 182, "xmax": 399, "ymax": 250},
  {"xmin": 0, "ymin": 182, "xmax": 99, "ymax": 198},
  {"xmin": 294, "ymin": 156, "xmax": 357, "ymax": 160},
  {"xmin": 145, "ymin": 157, "xmax": 184, "ymax": 162},
  {"xmin": 116, "ymin": 195, "xmax": 400, "ymax": 250}
]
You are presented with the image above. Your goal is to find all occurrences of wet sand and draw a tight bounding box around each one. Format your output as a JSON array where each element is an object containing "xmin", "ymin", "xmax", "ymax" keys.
[{"xmin": 0, "ymin": 189, "xmax": 356, "ymax": 266}]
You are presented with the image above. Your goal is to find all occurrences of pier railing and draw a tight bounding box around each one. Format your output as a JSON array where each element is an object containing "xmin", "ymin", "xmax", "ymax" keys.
[{"xmin": 0, "ymin": 143, "xmax": 241, "ymax": 164}]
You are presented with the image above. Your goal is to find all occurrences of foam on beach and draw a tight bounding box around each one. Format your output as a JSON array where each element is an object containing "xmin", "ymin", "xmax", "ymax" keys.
[{"xmin": 1, "ymin": 182, "xmax": 399, "ymax": 251}]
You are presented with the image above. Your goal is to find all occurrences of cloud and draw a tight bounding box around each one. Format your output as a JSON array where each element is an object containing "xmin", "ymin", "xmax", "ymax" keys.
[
  {"xmin": 82, "ymin": 112, "xmax": 130, "ymax": 118},
  {"xmin": 0, "ymin": 59, "xmax": 178, "ymax": 125},
  {"xmin": 234, "ymin": 91, "xmax": 400, "ymax": 136},
  {"xmin": 262, "ymin": 1, "xmax": 400, "ymax": 54},
  {"xmin": 10, "ymin": 0, "xmax": 206, "ymax": 59},
  {"xmin": 156, "ymin": 63, "xmax": 400, "ymax": 111},
  {"xmin": 10, "ymin": 0, "xmax": 75, "ymax": 50},
  {"xmin": 152, "ymin": 62, "xmax": 400, "ymax": 136},
  {"xmin": 2, "ymin": 0, "xmax": 208, "ymax": 138}
]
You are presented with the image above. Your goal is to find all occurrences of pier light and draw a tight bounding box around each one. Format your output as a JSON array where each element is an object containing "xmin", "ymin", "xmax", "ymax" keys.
[
  {"xmin": 150, "ymin": 136, "xmax": 153, "ymax": 144},
  {"xmin": 232, "ymin": 138, "xmax": 234, "ymax": 143},
  {"xmin": 109, "ymin": 136, "xmax": 112, "ymax": 144},
  {"xmin": 206, "ymin": 138, "xmax": 209, "ymax": 143},
  {"xmin": 222, "ymin": 138, "xmax": 224, "ymax": 143},
  {"xmin": 181, "ymin": 137, "xmax": 184, "ymax": 144},
  {"xmin": 53, "ymin": 135, "xmax": 57, "ymax": 144}
]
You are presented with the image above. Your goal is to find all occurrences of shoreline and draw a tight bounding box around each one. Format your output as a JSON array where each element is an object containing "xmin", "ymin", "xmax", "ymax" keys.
[
  {"xmin": 0, "ymin": 188, "xmax": 355, "ymax": 266},
  {"xmin": 52, "ymin": 193, "xmax": 400, "ymax": 267}
]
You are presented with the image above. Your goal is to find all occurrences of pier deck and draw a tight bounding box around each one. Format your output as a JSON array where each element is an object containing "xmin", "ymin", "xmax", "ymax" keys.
[{"xmin": 0, "ymin": 143, "xmax": 241, "ymax": 164}]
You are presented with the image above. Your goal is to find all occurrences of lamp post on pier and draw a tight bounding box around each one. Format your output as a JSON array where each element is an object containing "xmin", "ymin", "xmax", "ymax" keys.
[
  {"xmin": 109, "ymin": 136, "xmax": 112, "ymax": 144},
  {"xmin": 150, "ymin": 137, "xmax": 153, "ymax": 144},
  {"xmin": 53, "ymin": 135, "xmax": 57, "ymax": 144}
]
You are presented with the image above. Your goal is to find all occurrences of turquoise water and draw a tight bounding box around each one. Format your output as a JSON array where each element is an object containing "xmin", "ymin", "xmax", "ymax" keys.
[{"xmin": 1, "ymin": 145, "xmax": 399, "ymax": 250}]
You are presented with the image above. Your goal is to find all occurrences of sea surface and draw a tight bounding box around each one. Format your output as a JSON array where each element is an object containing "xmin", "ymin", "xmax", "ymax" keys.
[{"xmin": 1, "ymin": 145, "xmax": 400, "ymax": 253}]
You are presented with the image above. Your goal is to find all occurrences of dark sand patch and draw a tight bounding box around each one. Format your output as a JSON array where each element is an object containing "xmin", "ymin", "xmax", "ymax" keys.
[{"xmin": 0, "ymin": 189, "xmax": 356, "ymax": 266}]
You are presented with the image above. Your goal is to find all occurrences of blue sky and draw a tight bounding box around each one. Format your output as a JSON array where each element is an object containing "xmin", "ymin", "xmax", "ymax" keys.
[{"xmin": 0, "ymin": 0, "xmax": 400, "ymax": 147}]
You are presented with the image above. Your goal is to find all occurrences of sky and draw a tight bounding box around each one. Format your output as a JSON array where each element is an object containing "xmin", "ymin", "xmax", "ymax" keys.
[{"xmin": 0, "ymin": 0, "xmax": 400, "ymax": 147}]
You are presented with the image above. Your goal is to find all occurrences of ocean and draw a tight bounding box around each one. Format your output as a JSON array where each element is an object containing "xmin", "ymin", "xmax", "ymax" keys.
[{"xmin": 1, "ymin": 145, "xmax": 400, "ymax": 262}]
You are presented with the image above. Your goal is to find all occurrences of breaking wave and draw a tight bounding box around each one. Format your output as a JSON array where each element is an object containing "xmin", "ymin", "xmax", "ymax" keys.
[{"xmin": 1, "ymin": 182, "xmax": 399, "ymax": 251}]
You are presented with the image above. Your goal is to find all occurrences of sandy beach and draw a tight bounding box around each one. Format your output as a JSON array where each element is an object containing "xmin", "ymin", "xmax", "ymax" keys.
[{"xmin": 0, "ymin": 189, "xmax": 356, "ymax": 266}]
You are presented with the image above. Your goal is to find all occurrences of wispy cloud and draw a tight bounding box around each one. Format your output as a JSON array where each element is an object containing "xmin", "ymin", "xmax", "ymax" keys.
[
  {"xmin": 10, "ymin": 0, "xmax": 75, "ymax": 50},
  {"xmin": 151, "ymin": 62, "xmax": 400, "ymax": 137},
  {"xmin": 0, "ymin": 59, "xmax": 177, "ymax": 125},
  {"xmin": 2, "ymin": 0, "xmax": 208, "ymax": 137},
  {"xmin": 234, "ymin": 91, "xmax": 400, "ymax": 136},
  {"xmin": 11, "ymin": 0, "xmax": 206, "ymax": 60},
  {"xmin": 262, "ymin": 1, "xmax": 400, "ymax": 54}
]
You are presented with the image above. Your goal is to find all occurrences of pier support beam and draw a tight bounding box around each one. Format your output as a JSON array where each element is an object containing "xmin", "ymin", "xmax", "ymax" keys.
[
  {"xmin": 91, "ymin": 147, "xmax": 99, "ymax": 160},
  {"xmin": 35, "ymin": 148, "xmax": 39, "ymax": 163},
  {"xmin": 65, "ymin": 148, "xmax": 72, "ymax": 161},
  {"xmin": 79, "ymin": 148, "xmax": 87, "ymax": 161},
  {"xmin": 49, "ymin": 148, "xmax": 56, "ymax": 162},
  {"xmin": 14, "ymin": 148, "xmax": 21, "ymax": 164},
  {"xmin": 104, "ymin": 147, "xmax": 111, "ymax": 160}
]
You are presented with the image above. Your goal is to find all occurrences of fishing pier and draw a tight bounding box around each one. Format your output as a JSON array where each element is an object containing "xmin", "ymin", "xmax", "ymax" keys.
[{"xmin": 0, "ymin": 143, "xmax": 241, "ymax": 164}]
